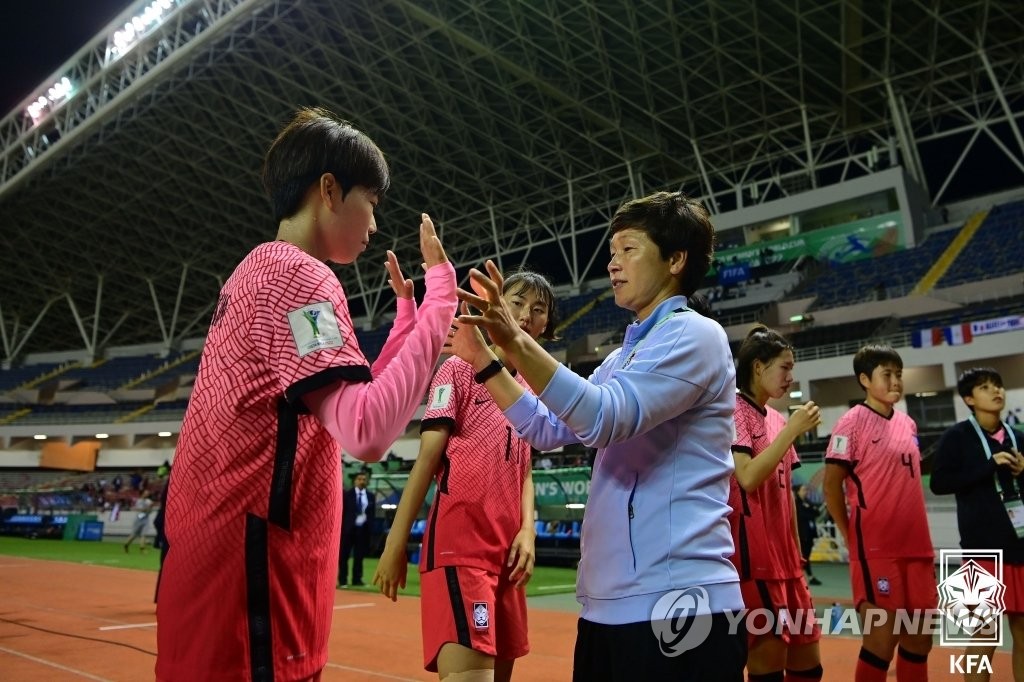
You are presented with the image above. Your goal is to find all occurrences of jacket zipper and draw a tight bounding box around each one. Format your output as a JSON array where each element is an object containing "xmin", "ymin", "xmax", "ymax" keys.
[{"xmin": 627, "ymin": 472, "xmax": 638, "ymax": 570}]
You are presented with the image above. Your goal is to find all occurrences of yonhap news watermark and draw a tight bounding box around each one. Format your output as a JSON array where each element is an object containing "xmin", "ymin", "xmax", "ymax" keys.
[{"xmin": 650, "ymin": 549, "xmax": 1008, "ymax": 662}]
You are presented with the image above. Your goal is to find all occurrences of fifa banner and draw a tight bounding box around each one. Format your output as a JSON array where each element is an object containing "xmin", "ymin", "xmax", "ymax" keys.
[
  {"xmin": 367, "ymin": 466, "xmax": 591, "ymax": 507},
  {"xmin": 710, "ymin": 211, "xmax": 905, "ymax": 273},
  {"xmin": 913, "ymin": 315, "xmax": 1024, "ymax": 348},
  {"xmin": 971, "ymin": 315, "xmax": 1024, "ymax": 336}
]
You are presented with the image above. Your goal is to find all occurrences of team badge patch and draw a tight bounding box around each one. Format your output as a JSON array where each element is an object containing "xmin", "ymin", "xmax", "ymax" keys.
[
  {"xmin": 877, "ymin": 577, "xmax": 891, "ymax": 595},
  {"xmin": 287, "ymin": 302, "xmax": 343, "ymax": 357},
  {"xmin": 430, "ymin": 383, "xmax": 454, "ymax": 410},
  {"xmin": 473, "ymin": 602, "xmax": 489, "ymax": 630},
  {"xmin": 831, "ymin": 434, "xmax": 849, "ymax": 455}
]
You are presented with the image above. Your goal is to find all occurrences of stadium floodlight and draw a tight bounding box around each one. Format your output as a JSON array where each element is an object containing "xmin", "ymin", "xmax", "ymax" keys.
[
  {"xmin": 790, "ymin": 390, "xmax": 803, "ymax": 399},
  {"xmin": 380, "ymin": 503, "xmax": 397, "ymax": 510},
  {"xmin": 158, "ymin": 431, "xmax": 172, "ymax": 437},
  {"xmin": 565, "ymin": 503, "xmax": 586, "ymax": 509},
  {"xmin": 95, "ymin": 433, "xmax": 109, "ymax": 439},
  {"xmin": 26, "ymin": 77, "xmax": 73, "ymax": 120},
  {"xmin": 110, "ymin": 0, "xmax": 176, "ymax": 60},
  {"xmin": 33, "ymin": 434, "xmax": 47, "ymax": 440}
]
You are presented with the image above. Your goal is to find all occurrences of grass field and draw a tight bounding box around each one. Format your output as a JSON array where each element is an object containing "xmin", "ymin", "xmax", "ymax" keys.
[{"xmin": 0, "ymin": 536, "xmax": 579, "ymax": 598}]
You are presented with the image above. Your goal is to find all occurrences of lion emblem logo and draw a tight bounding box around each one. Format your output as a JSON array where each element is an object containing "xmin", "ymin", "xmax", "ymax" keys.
[{"xmin": 938, "ymin": 560, "xmax": 1006, "ymax": 635}]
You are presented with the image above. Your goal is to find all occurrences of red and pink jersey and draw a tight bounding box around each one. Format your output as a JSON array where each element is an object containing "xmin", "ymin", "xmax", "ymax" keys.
[
  {"xmin": 826, "ymin": 403, "xmax": 933, "ymax": 560},
  {"xmin": 419, "ymin": 356, "xmax": 532, "ymax": 574},
  {"xmin": 157, "ymin": 242, "xmax": 372, "ymax": 681},
  {"xmin": 728, "ymin": 393, "xmax": 803, "ymax": 580}
]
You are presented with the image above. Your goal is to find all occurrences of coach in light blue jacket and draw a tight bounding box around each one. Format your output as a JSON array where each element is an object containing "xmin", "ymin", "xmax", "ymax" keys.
[{"xmin": 450, "ymin": 191, "xmax": 744, "ymax": 681}]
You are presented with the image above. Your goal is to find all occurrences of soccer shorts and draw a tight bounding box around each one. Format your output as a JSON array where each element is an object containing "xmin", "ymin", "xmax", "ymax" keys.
[
  {"xmin": 420, "ymin": 565, "xmax": 529, "ymax": 672},
  {"xmin": 739, "ymin": 576, "xmax": 821, "ymax": 646},
  {"xmin": 850, "ymin": 556, "xmax": 937, "ymax": 612},
  {"xmin": 978, "ymin": 560, "xmax": 1024, "ymax": 615}
]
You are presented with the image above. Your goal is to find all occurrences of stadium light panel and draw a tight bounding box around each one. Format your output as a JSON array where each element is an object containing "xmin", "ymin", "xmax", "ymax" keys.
[
  {"xmin": 158, "ymin": 431, "xmax": 172, "ymax": 437},
  {"xmin": 565, "ymin": 503, "xmax": 586, "ymax": 509},
  {"xmin": 790, "ymin": 390, "xmax": 803, "ymax": 399},
  {"xmin": 95, "ymin": 433, "xmax": 109, "ymax": 439},
  {"xmin": 33, "ymin": 434, "xmax": 47, "ymax": 440}
]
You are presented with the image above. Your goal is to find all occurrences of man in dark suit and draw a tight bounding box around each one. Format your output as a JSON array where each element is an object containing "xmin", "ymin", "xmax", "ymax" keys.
[{"xmin": 340, "ymin": 471, "xmax": 375, "ymax": 587}]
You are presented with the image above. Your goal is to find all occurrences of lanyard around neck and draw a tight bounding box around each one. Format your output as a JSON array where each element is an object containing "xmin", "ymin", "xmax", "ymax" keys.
[{"xmin": 968, "ymin": 414, "xmax": 1020, "ymax": 497}]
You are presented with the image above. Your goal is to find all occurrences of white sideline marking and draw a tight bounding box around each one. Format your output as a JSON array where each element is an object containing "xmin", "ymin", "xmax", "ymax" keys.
[
  {"xmin": 334, "ymin": 602, "xmax": 375, "ymax": 610},
  {"xmin": 325, "ymin": 662, "xmax": 420, "ymax": 680},
  {"xmin": 536, "ymin": 584, "xmax": 576, "ymax": 591},
  {"xmin": 0, "ymin": 645, "xmax": 112, "ymax": 680},
  {"xmin": 98, "ymin": 622, "xmax": 156, "ymax": 631}
]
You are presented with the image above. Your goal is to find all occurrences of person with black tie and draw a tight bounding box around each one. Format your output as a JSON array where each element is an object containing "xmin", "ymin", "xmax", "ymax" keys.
[{"xmin": 340, "ymin": 470, "xmax": 375, "ymax": 587}]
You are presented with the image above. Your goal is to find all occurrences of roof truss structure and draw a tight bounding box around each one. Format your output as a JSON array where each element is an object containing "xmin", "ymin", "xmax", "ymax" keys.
[{"xmin": 1, "ymin": 0, "xmax": 1022, "ymax": 358}]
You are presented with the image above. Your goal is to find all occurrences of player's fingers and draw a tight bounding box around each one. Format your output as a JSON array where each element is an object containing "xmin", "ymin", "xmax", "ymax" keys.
[
  {"xmin": 457, "ymin": 287, "xmax": 490, "ymax": 311},
  {"xmin": 468, "ymin": 267, "xmax": 501, "ymax": 301},
  {"xmin": 483, "ymin": 260, "xmax": 505, "ymax": 292}
]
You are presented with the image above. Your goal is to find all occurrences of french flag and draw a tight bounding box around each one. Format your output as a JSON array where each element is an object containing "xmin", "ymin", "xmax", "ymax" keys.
[
  {"xmin": 911, "ymin": 327, "xmax": 942, "ymax": 348},
  {"xmin": 944, "ymin": 323, "xmax": 973, "ymax": 346}
]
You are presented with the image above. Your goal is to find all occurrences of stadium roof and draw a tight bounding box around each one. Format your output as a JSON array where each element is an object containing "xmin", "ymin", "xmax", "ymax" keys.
[{"xmin": 1, "ymin": 0, "xmax": 1023, "ymax": 357}]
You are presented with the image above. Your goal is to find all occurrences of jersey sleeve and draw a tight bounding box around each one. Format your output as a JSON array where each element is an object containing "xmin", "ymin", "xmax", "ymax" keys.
[
  {"xmin": 732, "ymin": 401, "xmax": 755, "ymax": 455},
  {"xmin": 789, "ymin": 444, "xmax": 801, "ymax": 469},
  {"xmin": 825, "ymin": 412, "xmax": 857, "ymax": 466},
  {"xmin": 251, "ymin": 262, "xmax": 370, "ymax": 405},
  {"xmin": 421, "ymin": 358, "xmax": 468, "ymax": 432}
]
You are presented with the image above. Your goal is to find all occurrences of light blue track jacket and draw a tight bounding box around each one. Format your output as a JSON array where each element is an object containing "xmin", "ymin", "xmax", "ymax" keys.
[{"xmin": 505, "ymin": 295, "xmax": 742, "ymax": 624}]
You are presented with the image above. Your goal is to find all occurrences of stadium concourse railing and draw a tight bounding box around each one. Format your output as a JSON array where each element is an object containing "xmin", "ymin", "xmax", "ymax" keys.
[{"xmin": 793, "ymin": 329, "xmax": 912, "ymax": 362}]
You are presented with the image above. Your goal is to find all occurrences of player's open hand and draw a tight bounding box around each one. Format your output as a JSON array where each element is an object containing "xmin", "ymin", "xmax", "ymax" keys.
[
  {"xmin": 507, "ymin": 527, "xmax": 536, "ymax": 589},
  {"xmin": 419, "ymin": 213, "xmax": 448, "ymax": 270},
  {"xmin": 457, "ymin": 261, "xmax": 522, "ymax": 349},
  {"xmin": 384, "ymin": 250, "xmax": 413, "ymax": 300},
  {"xmin": 371, "ymin": 543, "xmax": 408, "ymax": 602}
]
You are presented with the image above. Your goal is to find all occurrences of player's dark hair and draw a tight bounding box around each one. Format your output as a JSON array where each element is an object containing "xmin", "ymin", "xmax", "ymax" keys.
[
  {"xmin": 852, "ymin": 344, "xmax": 903, "ymax": 392},
  {"xmin": 735, "ymin": 325, "xmax": 793, "ymax": 394},
  {"xmin": 261, "ymin": 107, "xmax": 390, "ymax": 223},
  {"xmin": 687, "ymin": 292, "xmax": 714, "ymax": 319},
  {"xmin": 957, "ymin": 367, "xmax": 1003, "ymax": 402}
]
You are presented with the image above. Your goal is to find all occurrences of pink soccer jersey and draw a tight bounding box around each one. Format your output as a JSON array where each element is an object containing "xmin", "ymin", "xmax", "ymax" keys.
[
  {"xmin": 826, "ymin": 403, "xmax": 933, "ymax": 560},
  {"xmin": 157, "ymin": 242, "xmax": 374, "ymax": 681},
  {"xmin": 419, "ymin": 356, "xmax": 533, "ymax": 574},
  {"xmin": 728, "ymin": 393, "xmax": 803, "ymax": 580}
]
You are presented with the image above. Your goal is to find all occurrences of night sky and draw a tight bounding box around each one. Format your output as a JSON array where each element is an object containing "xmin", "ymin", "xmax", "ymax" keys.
[
  {"xmin": 0, "ymin": 1, "xmax": 1014, "ymax": 203},
  {"xmin": 0, "ymin": 0, "xmax": 129, "ymax": 115}
]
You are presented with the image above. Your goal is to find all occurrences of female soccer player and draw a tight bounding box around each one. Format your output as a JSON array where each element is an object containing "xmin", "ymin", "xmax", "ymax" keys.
[
  {"xmin": 374, "ymin": 269, "xmax": 558, "ymax": 682},
  {"xmin": 156, "ymin": 108, "xmax": 458, "ymax": 681},
  {"xmin": 730, "ymin": 325, "xmax": 823, "ymax": 682}
]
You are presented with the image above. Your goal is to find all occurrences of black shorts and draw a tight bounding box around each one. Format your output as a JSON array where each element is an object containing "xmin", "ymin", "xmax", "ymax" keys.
[{"xmin": 572, "ymin": 612, "xmax": 746, "ymax": 682}]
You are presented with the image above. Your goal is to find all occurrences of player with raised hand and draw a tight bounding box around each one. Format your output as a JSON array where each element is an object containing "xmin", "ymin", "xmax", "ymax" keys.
[
  {"xmin": 156, "ymin": 108, "xmax": 458, "ymax": 681},
  {"xmin": 374, "ymin": 269, "xmax": 559, "ymax": 682}
]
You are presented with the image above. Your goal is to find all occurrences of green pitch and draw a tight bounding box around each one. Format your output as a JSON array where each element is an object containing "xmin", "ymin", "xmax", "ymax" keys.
[{"xmin": 0, "ymin": 537, "xmax": 578, "ymax": 598}]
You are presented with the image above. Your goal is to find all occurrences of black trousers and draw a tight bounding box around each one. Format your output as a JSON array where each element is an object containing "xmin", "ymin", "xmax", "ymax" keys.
[
  {"xmin": 573, "ymin": 613, "xmax": 746, "ymax": 682},
  {"xmin": 339, "ymin": 523, "xmax": 370, "ymax": 585}
]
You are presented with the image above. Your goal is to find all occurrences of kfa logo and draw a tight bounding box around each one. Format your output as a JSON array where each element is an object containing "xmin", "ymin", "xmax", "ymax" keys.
[
  {"xmin": 937, "ymin": 549, "xmax": 1006, "ymax": 649},
  {"xmin": 949, "ymin": 654, "xmax": 993, "ymax": 675}
]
